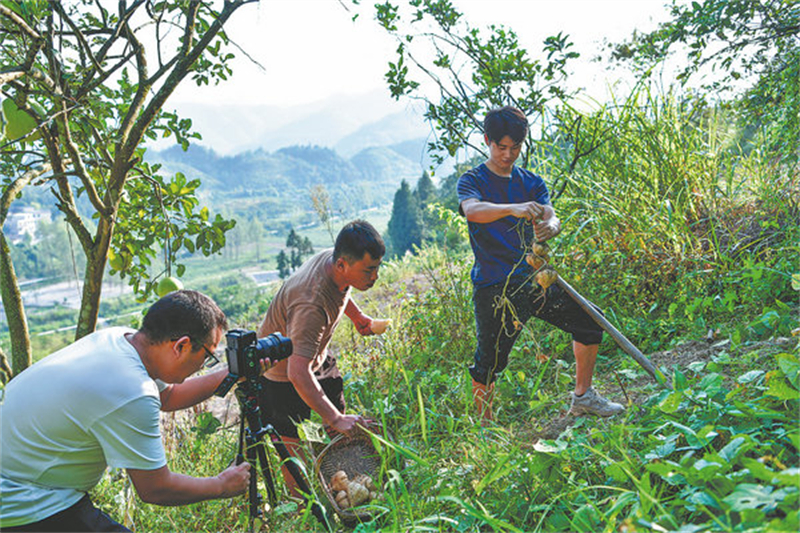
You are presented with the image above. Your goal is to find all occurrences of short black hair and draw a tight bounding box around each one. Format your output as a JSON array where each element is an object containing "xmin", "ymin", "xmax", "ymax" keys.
[
  {"xmin": 333, "ymin": 219, "xmax": 385, "ymax": 263},
  {"xmin": 484, "ymin": 106, "xmax": 529, "ymax": 144},
  {"xmin": 140, "ymin": 290, "xmax": 227, "ymax": 349}
]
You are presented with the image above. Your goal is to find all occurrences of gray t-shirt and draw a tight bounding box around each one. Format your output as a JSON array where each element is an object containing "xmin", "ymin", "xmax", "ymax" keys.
[{"xmin": 0, "ymin": 327, "xmax": 167, "ymax": 527}]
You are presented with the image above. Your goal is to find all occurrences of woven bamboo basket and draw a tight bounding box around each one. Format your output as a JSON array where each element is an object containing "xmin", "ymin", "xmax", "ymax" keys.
[{"xmin": 314, "ymin": 423, "xmax": 386, "ymax": 525}]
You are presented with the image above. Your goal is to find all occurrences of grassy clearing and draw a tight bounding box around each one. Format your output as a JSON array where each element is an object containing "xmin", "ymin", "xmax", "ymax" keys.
[{"xmin": 89, "ymin": 87, "xmax": 800, "ymax": 531}]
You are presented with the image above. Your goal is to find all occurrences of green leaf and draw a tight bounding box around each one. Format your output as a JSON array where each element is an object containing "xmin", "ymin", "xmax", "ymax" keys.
[
  {"xmin": 766, "ymin": 376, "xmax": 800, "ymax": 401},
  {"xmin": 473, "ymin": 453, "xmax": 514, "ymax": 496},
  {"xmin": 775, "ymin": 468, "xmax": 800, "ymax": 488},
  {"xmin": 722, "ymin": 484, "xmax": 785, "ymax": 512},
  {"xmin": 533, "ymin": 439, "xmax": 567, "ymax": 454},
  {"xmin": 741, "ymin": 458, "xmax": 778, "ymax": 483},
  {"xmin": 718, "ymin": 437, "xmax": 748, "ymax": 464},
  {"xmin": 738, "ymin": 370, "xmax": 765, "ymax": 384},
  {"xmin": 659, "ymin": 391, "xmax": 683, "ymax": 413},
  {"xmin": 191, "ymin": 411, "xmax": 221, "ymax": 438},
  {"xmin": 775, "ymin": 353, "xmax": 800, "ymax": 388}
]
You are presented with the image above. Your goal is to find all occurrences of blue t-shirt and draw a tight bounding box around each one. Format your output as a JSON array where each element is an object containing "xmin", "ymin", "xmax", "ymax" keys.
[{"xmin": 457, "ymin": 163, "xmax": 551, "ymax": 288}]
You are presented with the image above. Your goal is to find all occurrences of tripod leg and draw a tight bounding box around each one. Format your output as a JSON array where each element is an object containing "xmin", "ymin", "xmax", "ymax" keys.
[
  {"xmin": 243, "ymin": 432, "xmax": 263, "ymax": 518},
  {"xmin": 251, "ymin": 435, "xmax": 278, "ymax": 506},
  {"xmin": 267, "ymin": 429, "xmax": 332, "ymax": 532}
]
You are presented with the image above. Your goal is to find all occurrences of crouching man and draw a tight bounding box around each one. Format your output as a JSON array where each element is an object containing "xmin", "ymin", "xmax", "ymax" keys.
[{"xmin": 0, "ymin": 290, "xmax": 252, "ymax": 532}]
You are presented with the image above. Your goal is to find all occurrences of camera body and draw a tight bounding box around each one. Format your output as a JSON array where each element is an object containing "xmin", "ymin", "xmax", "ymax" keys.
[{"xmin": 215, "ymin": 329, "xmax": 293, "ymax": 397}]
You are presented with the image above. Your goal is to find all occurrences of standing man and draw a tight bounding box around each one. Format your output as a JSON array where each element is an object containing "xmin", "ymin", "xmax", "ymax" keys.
[
  {"xmin": 457, "ymin": 106, "xmax": 625, "ymax": 423},
  {"xmin": 1, "ymin": 290, "xmax": 253, "ymax": 532},
  {"xmin": 256, "ymin": 219, "xmax": 388, "ymax": 496}
]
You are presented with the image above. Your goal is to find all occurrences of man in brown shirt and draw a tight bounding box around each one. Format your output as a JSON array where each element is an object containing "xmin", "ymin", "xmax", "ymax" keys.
[{"xmin": 256, "ymin": 219, "xmax": 387, "ymax": 496}]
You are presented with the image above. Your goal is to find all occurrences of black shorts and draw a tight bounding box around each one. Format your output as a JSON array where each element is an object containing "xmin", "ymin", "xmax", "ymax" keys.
[
  {"xmin": 4, "ymin": 494, "xmax": 129, "ymax": 532},
  {"xmin": 257, "ymin": 364, "xmax": 345, "ymax": 439},
  {"xmin": 470, "ymin": 278, "xmax": 604, "ymax": 385}
]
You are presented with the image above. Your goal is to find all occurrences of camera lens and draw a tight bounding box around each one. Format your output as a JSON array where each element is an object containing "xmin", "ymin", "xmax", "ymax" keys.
[{"xmin": 255, "ymin": 333, "xmax": 293, "ymax": 361}]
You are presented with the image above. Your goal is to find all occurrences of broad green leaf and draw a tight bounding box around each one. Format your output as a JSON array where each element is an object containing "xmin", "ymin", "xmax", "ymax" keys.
[
  {"xmin": 738, "ymin": 370, "xmax": 765, "ymax": 384},
  {"xmin": 473, "ymin": 453, "xmax": 513, "ymax": 496},
  {"xmin": 775, "ymin": 353, "xmax": 800, "ymax": 388},
  {"xmin": 766, "ymin": 377, "xmax": 800, "ymax": 400},
  {"xmin": 645, "ymin": 438, "xmax": 677, "ymax": 460},
  {"xmin": 722, "ymin": 484, "xmax": 785, "ymax": 512},
  {"xmin": 659, "ymin": 391, "xmax": 683, "ymax": 413},
  {"xmin": 775, "ymin": 468, "xmax": 800, "ymax": 488},
  {"xmin": 533, "ymin": 439, "xmax": 567, "ymax": 454},
  {"xmin": 687, "ymin": 490, "xmax": 720, "ymax": 510},
  {"xmin": 718, "ymin": 437, "xmax": 748, "ymax": 464},
  {"xmin": 741, "ymin": 458, "xmax": 777, "ymax": 483},
  {"xmin": 692, "ymin": 459, "xmax": 725, "ymax": 481}
]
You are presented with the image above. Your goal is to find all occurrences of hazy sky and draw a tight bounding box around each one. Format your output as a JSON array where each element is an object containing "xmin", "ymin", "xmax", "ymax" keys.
[{"xmin": 172, "ymin": 0, "xmax": 673, "ymax": 108}]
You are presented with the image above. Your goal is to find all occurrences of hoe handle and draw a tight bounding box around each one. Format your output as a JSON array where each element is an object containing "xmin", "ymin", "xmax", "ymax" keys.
[{"xmin": 555, "ymin": 275, "xmax": 671, "ymax": 388}]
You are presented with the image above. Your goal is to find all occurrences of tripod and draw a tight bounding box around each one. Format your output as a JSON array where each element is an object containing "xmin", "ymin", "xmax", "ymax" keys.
[{"xmin": 233, "ymin": 379, "xmax": 332, "ymax": 532}]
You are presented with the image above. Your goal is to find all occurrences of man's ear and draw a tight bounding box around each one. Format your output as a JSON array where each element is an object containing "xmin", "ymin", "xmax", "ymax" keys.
[
  {"xmin": 484, "ymin": 134, "xmax": 491, "ymax": 146},
  {"xmin": 171, "ymin": 336, "xmax": 191, "ymax": 358}
]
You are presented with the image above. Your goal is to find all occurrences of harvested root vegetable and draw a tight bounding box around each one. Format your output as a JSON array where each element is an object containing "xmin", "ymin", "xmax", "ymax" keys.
[
  {"xmin": 535, "ymin": 268, "xmax": 558, "ymax": 289},
  {"xmin": 331, "ymin": 470, "xmax": 349, "ymax": 492},
  {"xmin": 370, "ymin": 318, "xmax": 391, "ymax": 335},
  {"xmin": 354, "ymin": 474, "xmax": 377, "ymax": 491},
  {"xmin": 335, "ymin": 490, "xmax": 351, "ymax": 509},
  {"xmin": 330, "ymin": 471, "xmax": 381, "ymax": 508},
  {"xmin": 348, "ymin": 481, "xmax": 370, "ymax": 506},
  {"xmin": 525, "ymin": 253, "xmax": 545, "ymax": 270},
  {"xmin": 531, "ymin": 242, "xmax": 550, "ymax": 258}
]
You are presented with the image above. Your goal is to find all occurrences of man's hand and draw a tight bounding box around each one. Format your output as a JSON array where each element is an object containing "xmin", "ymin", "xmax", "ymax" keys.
[
  {"xmin": 216, "ymin": 462, "xmax": 252, "ymax": 498},
  {"xmin": 345, "ymin": 299, "xmax": 389, "ymax": 336},
  {"xmin": 330, "ymin": 413, "xmax": 367, "ymax": 437},
  {"xmin": 353, "ymin": 314, "xmax": 374, "ymax": 336},
  {"xmin": 534, "ymin": 218, "xmax": 561, "ymax": 242},
  {"xmin": 509, "ymin": 201, "xmax": 545, "ymax": 221},
  {"xmin": 236, "ymin": 358, "xmax": 274, "ymax": 382}
]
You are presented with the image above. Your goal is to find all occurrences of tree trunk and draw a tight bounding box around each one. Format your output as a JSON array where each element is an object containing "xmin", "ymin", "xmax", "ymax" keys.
[
  {"xmin": 74, "ymin": 215, "xmax": 114, "ymax": 340},
  {"xmin": 0, "ymin": 231, "xmax": 31, "ymax": 377}
]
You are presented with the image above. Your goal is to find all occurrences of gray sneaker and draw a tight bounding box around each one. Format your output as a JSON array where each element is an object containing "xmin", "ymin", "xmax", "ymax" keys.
[{"xmin": 569, "ymin": 387, "xmax": 625, "ymax": 417}]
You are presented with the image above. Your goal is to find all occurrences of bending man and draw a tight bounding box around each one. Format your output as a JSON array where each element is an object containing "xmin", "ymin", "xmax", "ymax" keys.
[{"xmin": 1, "ymin": 290, "xmax": 253, "ymax": 532}]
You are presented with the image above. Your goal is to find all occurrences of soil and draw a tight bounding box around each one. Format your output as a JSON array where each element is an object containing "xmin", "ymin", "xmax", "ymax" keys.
[{"xmin": 525, "ymin": 335, "xmax": 798, "ymax": 442}]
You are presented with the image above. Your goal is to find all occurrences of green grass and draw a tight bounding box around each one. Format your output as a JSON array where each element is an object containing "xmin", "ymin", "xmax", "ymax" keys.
[{"xmin": 14, "ymin": 86, "xmax": 800, "ymax": 532}]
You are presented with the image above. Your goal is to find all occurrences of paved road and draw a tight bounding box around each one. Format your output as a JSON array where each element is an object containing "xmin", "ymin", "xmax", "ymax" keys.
[{"xmin": 20, "ymin": 280, "xmax": 132, "ymax": 309}]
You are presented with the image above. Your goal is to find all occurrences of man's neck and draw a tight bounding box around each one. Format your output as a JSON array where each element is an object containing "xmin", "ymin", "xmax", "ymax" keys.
[
  {"xmin": 127, "ymin": 331, "xmax": 158, "ymax": 380},
  {"xmin": 325, "ymin": 254, "xmax": 350, "ymax": 293},
  {"xmin": 485, "ymin": 160, "xmax": 513, "ymax": 177}
]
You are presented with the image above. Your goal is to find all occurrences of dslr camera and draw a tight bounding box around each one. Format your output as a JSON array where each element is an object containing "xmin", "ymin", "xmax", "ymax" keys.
[{"xmin": 215, "ymin": 329, "xmax": 293, "ymax": 396}]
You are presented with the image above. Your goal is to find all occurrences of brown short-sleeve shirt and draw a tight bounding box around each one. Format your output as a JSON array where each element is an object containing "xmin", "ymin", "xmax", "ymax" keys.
[{"xmin": 258, "ymin": 249, "xmax": 349, "ymax": 381}]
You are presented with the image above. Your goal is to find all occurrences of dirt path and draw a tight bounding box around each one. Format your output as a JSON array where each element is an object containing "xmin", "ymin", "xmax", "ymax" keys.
[{"xmin": 526, "ymin": 336, "xmax": 797, "ymax": 442}]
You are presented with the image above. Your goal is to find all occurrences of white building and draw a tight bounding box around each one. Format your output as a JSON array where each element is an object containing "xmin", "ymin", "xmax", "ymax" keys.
[{"xmin": 4, "ymin": 206, "xmax": 52, "ymax": 244}]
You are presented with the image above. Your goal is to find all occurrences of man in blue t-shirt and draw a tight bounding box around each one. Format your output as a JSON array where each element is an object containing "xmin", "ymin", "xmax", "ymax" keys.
[{"xmin": 457, "ymin": 106, "xmax": 625, "ymax": 423}]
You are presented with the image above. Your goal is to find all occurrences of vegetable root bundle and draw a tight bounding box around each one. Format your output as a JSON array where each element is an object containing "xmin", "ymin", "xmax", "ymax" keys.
[
  {"xmin": 330, "ymin": 470, "xmax": 381, "ymax": 509},
  {"xmin": 526, "ymin": 242, "xmax": 558, "ymax": 289}
]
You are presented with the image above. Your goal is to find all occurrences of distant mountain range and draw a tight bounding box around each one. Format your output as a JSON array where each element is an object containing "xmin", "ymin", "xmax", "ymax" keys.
[
  {"xmin": 160, "ymin": 89, "xmax": 432, "ymax": 156},
  {"xmin": 145, "ymin": 90, "xmax": 458, "ymax": 230}
]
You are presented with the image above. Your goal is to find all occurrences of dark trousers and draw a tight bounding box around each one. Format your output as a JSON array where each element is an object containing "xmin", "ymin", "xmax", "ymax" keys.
[
  {"xmin": 5, "ymin": 494, "xmax": 130, "ymax": 532},
  {"xmin": 257, "ymin": 370, "xmax": 345, "ymax": 438},
  {"xmin": 470, "ymin": 278, "xmax": 604, "ymax": 385}
]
